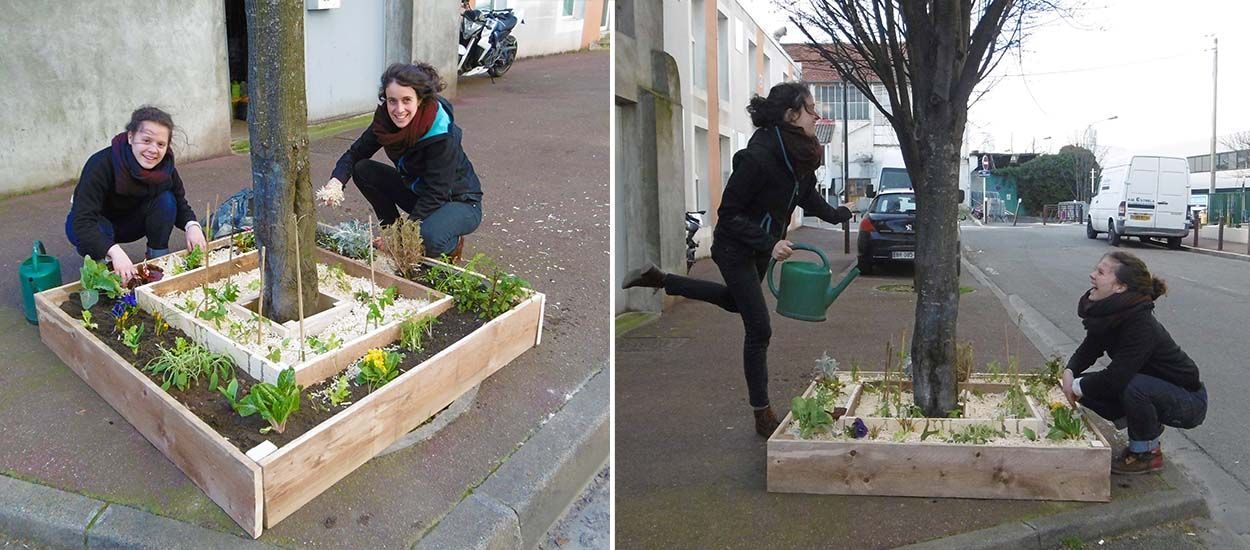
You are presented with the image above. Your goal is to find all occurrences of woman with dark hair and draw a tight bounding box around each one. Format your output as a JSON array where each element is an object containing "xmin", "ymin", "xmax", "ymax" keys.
[
  {"xmin": 1063, "ymin": 251, "xmax": 1207, "ymax": 474},
  {"xmin": 66, "ymin": 106, "xmax": 206, "ymax": 283},
  {"xmin": 621, "ymin": 82, "xmax": 855, "ymax": 437},
  {"xmin": 318, "ymin": 62, "xmax": 483, "ymax": 259}
]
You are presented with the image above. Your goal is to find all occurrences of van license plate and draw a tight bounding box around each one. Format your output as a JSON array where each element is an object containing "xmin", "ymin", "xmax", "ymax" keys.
[
  {"xmin": 892, "ymin": 251, "xmax": 915, "ymax": 260},
  {"xmin": 1130, "ymin": 213, "xmax": 1152, "ymax": 221}
]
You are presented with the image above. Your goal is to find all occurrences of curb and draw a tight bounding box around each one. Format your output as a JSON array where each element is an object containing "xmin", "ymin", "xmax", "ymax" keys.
[
  {"xmin": 897, "ymin": 489, "xmax": 1207, "ymax": 550},
  {"xmin": 0, "ymin": 474, "xmax": 277, "ymax": 550},
  {"xmin": 415, "ymin": 367, "xmax": 609, "ymax": 550},
  {"xmin": 1181, "ymin": 244, "xmax": 1250, "ymax": 263}
]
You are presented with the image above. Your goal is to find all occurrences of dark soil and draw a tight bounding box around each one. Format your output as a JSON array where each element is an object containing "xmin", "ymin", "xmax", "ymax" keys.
[{"xmin": 58, "ymin": 258, "xmax": 489, "ymax": 454}]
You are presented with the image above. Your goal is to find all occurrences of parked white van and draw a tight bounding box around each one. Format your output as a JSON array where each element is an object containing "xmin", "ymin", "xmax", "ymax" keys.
[{"xmin": 1086, "ymin": 156, "xmax": 1190, "ymax": 249}]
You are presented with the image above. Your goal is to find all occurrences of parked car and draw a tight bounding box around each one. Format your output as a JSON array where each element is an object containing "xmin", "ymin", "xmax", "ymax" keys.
[
  {"xmin": 857, "ymin": 188, "xmax": 917, "ymax": 274},
  {"xmin": 1086, "ymin": 155, "xmax": 1190, "ymax": 249}
]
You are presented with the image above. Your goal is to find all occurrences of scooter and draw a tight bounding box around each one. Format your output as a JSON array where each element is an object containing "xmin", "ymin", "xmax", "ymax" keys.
[
  {"xmin": 458, "ymin": 5, "xmax": 523, "ymax": 78},
  {"xmin": 685, "ymin": 210, "xmax": 705, "ymax": 272}
]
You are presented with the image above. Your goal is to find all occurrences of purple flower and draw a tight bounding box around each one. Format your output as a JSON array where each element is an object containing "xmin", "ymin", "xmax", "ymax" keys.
[
  {"xmin": 111, "ymin": 301, "xmax": 126, "ymax": 318},
  {"xmin": 122, "ymin": 292, "xmax": 138, "ymax": 308},
  {"xmin": 852, "ymin": 418, "xmax": 868, "ymax": 439}
]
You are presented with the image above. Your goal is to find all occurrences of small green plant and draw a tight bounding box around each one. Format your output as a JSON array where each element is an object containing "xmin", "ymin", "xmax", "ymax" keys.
[
  {"xmin": 219, "ymin": 367, "xmax": 302, "ymax": 434},
  {"xmin": 1022, "ymin": 427, "xmax": 1038, "ymax": 441},
  {"xmin": 398, "ymin": 315, "xmax": 439, "ymax": 353},
  {"xmin": 867, "ymin": 424, "xmax": 882, "ymax": 440},
  {"xmin": 428, "ymin": 254, "xmax": 530, "ymax": 320},
  {"xmin": 322, "ymin": 220, "xmax": 372, "ymax": 260},
  {"xmin": 144, "ymin": 337, "xmax": 234, "ymax": 392},
  {"xmin": 849, "ymin": 360, "xmax": 861, "ymax": 382},
  {"xmin": 178, "ymin": 297, "xmax": 198, "ymax": 313},
  {"xmin": 78, "ymin": 256, "xmax": 124, "ymax": 310},
  {"xmin": 920, "ymin": 420, "xmax": 940, "ymax": 441},
  {"xmin": 121, "ymin": 324, "xmax": 144, "ymax": 355},
  {"xmin": 152, "ymin": 311, "xmax": 168, "ymax": 337},
  {"xmin": 356, "ymin": 348, "xmax": 404, "ymax": 391},
  {"xmin": 1059, "ymin": 536, "xmax": 1085, "ymax": 550},
  {"xmin": 326, "ymin": 373, "xmax": 352, "ymax": 408},
  {"xmin": 80, "ymin": 310, "xmax": 98, "ymax": 330},
  {"xmin": 323, "ymin": 264, "xmax": 352, "ymax": 293},
  {"xmin": 1001, "ymin": 385, "xmax": 1032, "ymax": 419},
  {"xmin": 946, "ymin": 424, "xmax": 1005, "ymax": 445},
  {"xmin": 232, "ymin": 230, "xmax": 256, "ymax": 253},
  {"xmin": 1047, "ymin": 405, "xmax": 1086, "ymax": 441},
  {"xmin": 306, "ymin": 332, "xmax": 343, "ymax": 355},
  {"xmin": 219, "ymin": 281, "xmax": 240, "ymax": 303},
  {"xmin": 946, "ymin": 406, "xmax": 965, "ymax": 419},
  {"xmin": 1040, "ymin": 354, "xmax": 1065, "ymax": 388},
  {"xmin": 266, "ymin": 345, "xmax": 282, "ymax": 363},
  {"xmin": 985, "ymin": 360, "xmax": 1004, "ymax": 382},
  {"xmin": 791, "ymin": 395, "xmax": 833, "ymax": 439},
  {"xmin": 183, "ymin": 245, "xmax": 205, "ymax": 271},
  {"xmin": 248, "ymin": 279, "xmax": 262, "ymax": 291},
  {"xmin": 813, "ymin": 352, "xmax": 845, "ymax": 399}
]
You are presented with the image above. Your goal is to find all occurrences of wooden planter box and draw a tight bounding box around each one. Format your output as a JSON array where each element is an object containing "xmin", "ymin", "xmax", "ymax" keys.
[
  {"xmin": 768, "ymin": 376, "xmax": 1111, "ymax": 502},
  {"xmin": 35, "ymin": 239, "xmax": 545, "ymax": 537}
]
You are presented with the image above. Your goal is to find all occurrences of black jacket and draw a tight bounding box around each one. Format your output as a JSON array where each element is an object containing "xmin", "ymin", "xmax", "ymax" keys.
[
  {"xmin": 332, "ymin": 96, "xmax": 483, "ymax": 221},
  {"xmin": 1067, "ymin": 301, "xmax": 1202, "ymax": 402},
  {"xmin": 70, "ymin": 147, "xmax": 196, "ymax": 260},
  {"xmin": 714, "ymin": 127, "xmax": 851, "ymax": 254}
]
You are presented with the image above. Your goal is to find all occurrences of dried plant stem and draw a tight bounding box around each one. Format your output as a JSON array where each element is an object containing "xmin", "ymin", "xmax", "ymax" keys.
[
  {"xmin": 257, "ymin": 246, "xmax": 266, "ymax": 346},
  {"xmin": 368, "ymin": 214, "xmax": 376, "ymax": 300},
  {"xmin": 292, "ymin": 214, "xmax": 306, "ymax": 363}
]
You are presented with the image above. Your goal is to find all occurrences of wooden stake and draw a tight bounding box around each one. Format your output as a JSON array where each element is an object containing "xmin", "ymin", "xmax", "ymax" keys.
[
  {"xmin": 257, "ymin": 246, "xmax": 266, "ymax": 346},
  {"xmin": 204, "ymin": 200, "xmax": 213, "ymax": 269},
  {"xmin": 293, "ymin": 214, "xmax": 306, "ymax": 363},
  {"xmin": 368, "ymin": 214, "xmax": 376, "ymax": 301}
]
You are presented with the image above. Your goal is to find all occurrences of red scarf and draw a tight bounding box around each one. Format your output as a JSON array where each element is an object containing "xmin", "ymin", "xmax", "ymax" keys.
[
  {"xmin": 370, "ymin": 99, "xmax": 439, "ymax": 159},
  {"xmin": 110, "ymin": 132, "xmax": 174, "ymax": 196}
]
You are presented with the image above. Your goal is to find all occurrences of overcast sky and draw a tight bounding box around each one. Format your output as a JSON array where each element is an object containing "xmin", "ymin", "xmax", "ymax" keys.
[{"xmin": 741, "ymin": 0, "xmax": 1250, "ymax": 159}]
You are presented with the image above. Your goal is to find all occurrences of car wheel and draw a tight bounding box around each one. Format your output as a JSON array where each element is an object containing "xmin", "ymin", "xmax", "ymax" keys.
[
  {"xmin": 1086, "ymin": 217, "xmax": 1098, "ymax": 239},
  {"xmin": 1106, "ymin": 219, "xmax": 1121, "ymax": 247},
  {"xmin": 1167, "ymin": 237, "xmax": 1182, "ymax": 250},
  {"xmin": 857, "ymin": 256, "xmax": 874, "ymax": 275}
]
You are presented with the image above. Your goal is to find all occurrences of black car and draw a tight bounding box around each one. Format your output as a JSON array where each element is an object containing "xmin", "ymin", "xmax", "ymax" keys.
[{"xmin": 856, "ymin": 188, "xmax": 917, "ymax": 274}]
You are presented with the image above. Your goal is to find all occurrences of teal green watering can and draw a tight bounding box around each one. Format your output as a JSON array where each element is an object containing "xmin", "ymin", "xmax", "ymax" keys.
[
  {"xmin": 767, "ymin": 243, "xmax": 859, "ymax": 322},
  {"xmin": 19, "ymin": 241, "xmax": 63, "ymax": 325}
]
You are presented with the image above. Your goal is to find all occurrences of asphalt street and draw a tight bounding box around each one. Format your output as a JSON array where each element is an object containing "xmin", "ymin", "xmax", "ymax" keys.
[{"xmin": 960, "ymin": 221, "xmax": 1250, "ymax": 547}]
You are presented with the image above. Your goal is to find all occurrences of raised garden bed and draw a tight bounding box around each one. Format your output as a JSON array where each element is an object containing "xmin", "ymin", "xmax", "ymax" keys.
[
  {"xmin": 768, "ymin": 372, "xmax": 1111, "ymax": 502},
  {"xmin": 36, "ymin": 235, "xmax": 545, "ymax": 537}
]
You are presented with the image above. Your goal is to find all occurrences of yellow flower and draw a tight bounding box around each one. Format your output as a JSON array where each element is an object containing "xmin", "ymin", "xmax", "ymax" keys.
[
  {"xmin": 1050, "ymin": 401, "xmax": 1066, "ymax": 413},
  {"xmin": 364, "ymin": 349, "xmax": 387, "ymax": 370}
]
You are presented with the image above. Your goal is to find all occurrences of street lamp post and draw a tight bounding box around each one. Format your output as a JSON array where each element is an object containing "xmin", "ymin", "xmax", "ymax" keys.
[{"xmin": 1082, "ymin": 116, "xmax": 1118, "ymax": 203}]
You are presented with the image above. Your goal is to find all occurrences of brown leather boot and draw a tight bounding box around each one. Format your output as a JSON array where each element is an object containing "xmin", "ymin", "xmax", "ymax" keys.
[
  {"xmin": 621, "ymin": 263, "xmax": 666, "ymax": 289},
  {"xmin": 754, "ymin": 406, "xmax": 780, "ymax": 437},
  {"xmin": 449, "ymin": 236, "xmax": 465, "ymax": 264}
]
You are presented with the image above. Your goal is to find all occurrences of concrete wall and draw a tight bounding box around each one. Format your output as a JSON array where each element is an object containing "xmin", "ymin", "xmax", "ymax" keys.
[
  {"xmin": 507, "ymin": 0, "xmax": 594, "ymax": 58},
  {"xmin": 615, "ymin": 0, "xmax": 686, "ymax": 314},
  {"xmin": 414, "ymin": 0, "xmax": 461, "ymax": 99},
  {"xmin": 0, "ymin": 1, "xmax": 231, "ymax": 195},
  {"xmin": 304, "ymin": 1, "xmax": 389, "ymax": 121}
]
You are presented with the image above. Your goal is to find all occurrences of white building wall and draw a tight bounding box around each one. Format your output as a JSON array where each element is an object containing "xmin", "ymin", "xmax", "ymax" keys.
[{"xmin": 489, "ymin": 0, "xmax": 593, "ymax": 58}]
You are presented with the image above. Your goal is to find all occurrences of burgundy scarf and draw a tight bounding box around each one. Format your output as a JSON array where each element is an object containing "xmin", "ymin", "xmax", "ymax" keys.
[
  {"xmin": 777, "ymin": 123, "xmax": 823, "ymax": 176},
  {"xmin": 110, "ymin": 132, "xmax": 174, "ymax": 196},
  {"xmin": 370, "ymin": 98, "xmax": 440, "ymax": 159}
]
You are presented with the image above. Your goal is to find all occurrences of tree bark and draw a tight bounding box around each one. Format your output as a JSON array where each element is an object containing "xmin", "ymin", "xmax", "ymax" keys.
[{"xmin": 246, "ymin": 0, "xmax": 319, "ymax": 323}]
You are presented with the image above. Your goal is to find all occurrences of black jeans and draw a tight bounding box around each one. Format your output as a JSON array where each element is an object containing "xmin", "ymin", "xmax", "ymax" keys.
[
  {"xmin": 663, "ymin": 241, "xmax": 772, "ymax": 408},
  {"xmin": 353, "ymin": 159, "xmax": 481, "ymax": 256},
  {"xmin": 1080, "ymin": 374, "xmax": 1207, "ymax": 443},
  {"xmin": 65, "ymin": 190, "xmax": 177, "ymax": 258}
]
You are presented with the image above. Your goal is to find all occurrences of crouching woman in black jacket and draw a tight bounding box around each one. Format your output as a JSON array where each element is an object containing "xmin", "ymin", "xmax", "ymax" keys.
[
  {"xmin": 318, "ymin": 62, "xmax": 482, "ymax": 260},
  {"xmin": 1063, "ymin": 251, "xmax": 1207, "ymax": 474},
  {"xmin": 621, "ymin": 82, "xmax": 854, "ymax": 437}
]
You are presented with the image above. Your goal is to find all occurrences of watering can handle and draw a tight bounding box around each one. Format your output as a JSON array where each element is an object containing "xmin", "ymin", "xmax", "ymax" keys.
[
  {"xmin": 31, "ymin": 241, "xmax": 46, "ymax": 267},
  {"xmin": 766, "ymin": 243, "xmax": 830, "ymax": 298}
]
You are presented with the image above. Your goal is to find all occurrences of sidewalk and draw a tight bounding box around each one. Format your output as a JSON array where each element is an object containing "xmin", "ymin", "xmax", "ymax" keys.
[
  {"xmin": 0, "ymin": 50, "xmax": 608, "ymax": 547},
  {"xmin": 615, "ymin": 225, "xmax": 1204, "ymax": 549}
]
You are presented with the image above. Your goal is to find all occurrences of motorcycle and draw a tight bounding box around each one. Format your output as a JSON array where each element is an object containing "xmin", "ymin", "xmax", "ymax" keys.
[
  {"xmin": 458, "ymin": 6, "xmax": 523, "ymax": 78},
  {"xmin": 685, "ymin": 210, "xmax": 705, "ymax": 272}
]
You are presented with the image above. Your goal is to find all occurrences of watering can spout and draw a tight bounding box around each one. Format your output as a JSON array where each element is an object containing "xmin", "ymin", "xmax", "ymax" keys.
[{"xmin": 825, "ymin": 266, "xmax": 861, "ymax": 307}]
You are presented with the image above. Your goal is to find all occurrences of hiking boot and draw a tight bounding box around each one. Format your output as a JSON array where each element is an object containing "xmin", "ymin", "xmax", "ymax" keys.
[
  {"xmin": 1112, "ymin": 447, "xmax": 1164, "ymax": 475},
  {"xmin": 754, "ymin": 406, "xmax": 780, "ymax": 438},
  {"xmin": 622, "ymin": 263, "xmax": 666, "ymax": 289},
  {"xmin": 449, "ymin": 236, "xmax": 465, "ymax": 264}
]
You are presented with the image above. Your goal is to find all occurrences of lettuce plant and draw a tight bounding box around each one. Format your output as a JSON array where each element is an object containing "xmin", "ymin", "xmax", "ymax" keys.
[
  {"xmin": 791, "ymin": 395, "xmax": 833, "ymax": 439},
  {"xmin": 79, "ymin": 256, "xmax": 124, "ymax": 310},
  {"xmin": 219, "ymin": 367, "xmax": 302, "ymax": 434}
]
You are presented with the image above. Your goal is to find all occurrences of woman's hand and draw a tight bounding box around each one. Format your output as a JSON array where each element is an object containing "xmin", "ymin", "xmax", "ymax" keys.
[
  {"xmin": 771, "ymin": 239, "xmax": 794, "ymax": 261},
  {"xmin": 108, "ymin": 246, "xmax": 137, "ymax": 285},
  {"xmin": 185, "ymin": 223, "xmax": 208, "ymax": 253},
  {"xmin": 316, "ymin": 178, "xmax": 345, "ymax": 207},
  {"xmin": 1061, "ymin": 369, "xmax": 1077, "ymax": 406},
  {"xmin": 840, "ymin": 201, "xmax": 858, "ymax": 212}
]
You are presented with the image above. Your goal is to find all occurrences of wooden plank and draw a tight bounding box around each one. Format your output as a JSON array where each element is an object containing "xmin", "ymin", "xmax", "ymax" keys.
[
  {"xmin": 35, "ymin": 288, "xmax": 264, "ymax": 537},
  {"xmin": 259, "ymin": 292, "xmax": 544, "ymax": 527},
  {"xmin": 767, "ymin": 434, "xmax": 1109, "ymax": 501},
  {"xmin": 317, "ymin": 247, "xmax": 448, "ymax": 302},
  {"xmin": 149, "ymin": 252, "xmax": 259, "ymax": 296}
]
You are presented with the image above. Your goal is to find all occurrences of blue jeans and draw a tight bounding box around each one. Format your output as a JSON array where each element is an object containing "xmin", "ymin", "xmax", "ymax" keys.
[
  {"xmin": 421, "ymin": 200, "xmax": 482, "ymax": 257},
  {"xmin": 353, "ymin": 159, "xmax": 482, "ymax": 257},
  {"xmin": 66, "ymin": 190, "xmax": 177, "ymax": 258},
  {"xmin": 1080, "ymin": 374, "xmax": 1207, "ymax": 445}
]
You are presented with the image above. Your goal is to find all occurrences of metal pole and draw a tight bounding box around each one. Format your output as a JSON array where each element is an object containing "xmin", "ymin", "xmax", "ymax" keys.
[
  {"xmin": 842, "ymin": 80, "xmax": 850, "ymax": 254},
  {"xmin": 1218, "ymin": 221, "xmax": 1224, "ymax": 251},
  {"xmin": 1210, "ymin": 36, "xmax": 1218, "ymax": 196}
]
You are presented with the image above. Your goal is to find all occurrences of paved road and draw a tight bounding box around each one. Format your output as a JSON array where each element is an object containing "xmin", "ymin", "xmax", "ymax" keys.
[{"xmin": 961, "ymin": 222, "xmax": 1250, "ymax": 547}]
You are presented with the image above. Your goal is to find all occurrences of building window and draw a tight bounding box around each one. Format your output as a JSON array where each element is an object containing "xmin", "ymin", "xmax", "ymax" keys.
[
  {"xmin": 814, "ymin": 84, "xmax": 837, "ymax": 120},
  {"xmin": 872, "ymin": 84, "xmax": 891, "ymax": 125},
  {"xmin": 1238, "ymin": 150, "xmax": 1249, "ymax": 170},
  {"xmin": 814, "ymin": 83, "xmax": 870, "ymax": 121},
  {"xmin": 692, "ymin": 0, "xmax": 707, "ymax": 91},
  {"xmin": 563, "ymin": 0, "xmax": 575, "ymax": 17},
  {"xmin": 717, "ymin": 12, "xmax": 729, "ymax": 100},
  {"xmin": 1217, "ymin": 151, "xmax": 1233, "ymax": 171}
]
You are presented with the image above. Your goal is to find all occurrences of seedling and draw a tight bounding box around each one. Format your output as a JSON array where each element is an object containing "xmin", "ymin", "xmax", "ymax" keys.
[
  {"xmin": 323, "ymin": 264, "xmax": 352, "ymax": 293},
  {"xmin": 326, "ymin": 373, "xmax": 352, "ymax": 408},
  {"xmin": 183, "ymin": 245, "xmax": 205, "ymax": 271},
  {"xmin": 121, "ymin": 324, "xmax": 144, "ymax": 356},
  {"xmin": 946, "ymin": 424, "xmax": 1005, "ymax": 445},
  {"xmin": 791, "ymin": 395, "xmax": 833, "ymax": 439},
  {"xmin": 144, "ymin": 337, "xmax": 234, "ymax": 392},
  {"xmin": 1000, "ymin": 385, "xmax": 1031, "ymax": 419},
  {"xmin": 307, "ymin": 332, "xmax": 343, "ymax": 355},
  {"xmin": 80, "ymin": 310, "xmax": 98, "ymax": 330},
  {"xmin": 1047, "ymin": 405, "xmax": 1086, "ymax": 441},
  {"xmin": 219, "ymin": 367, "xmax": 302, "ymax": 434},
  {"xmin": 399, "ymin": 315, "xmax": 439, "ymax": 353},
  {"xmin": 428, "ymin": 254, "xmax": 530, "ymax": 320},
  {"xmin": 813, "ymin": 352, "xmax": 844, "ymax": 399},
  {"xmin": 266, "ymin": 346, "xmax": 282, "ymax": 363},
  {"xmin": 232, "ymin": 230, "xmax": 256, "ymax": 253},
  {"xmin": 78, "ymin": 256, "xmax": 124, "ymax": 310},
  {"xmin": 152, "ymin": 311, "xmax": 168, "ymax": 337},
  {"xmin": 356, "ymin": 348, "xmax": 404, "ymax": 391}
]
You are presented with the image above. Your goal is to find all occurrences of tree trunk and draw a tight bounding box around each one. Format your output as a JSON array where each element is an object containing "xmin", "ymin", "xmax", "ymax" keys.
[
  {"xmin": 246, "ymin": 0, "xmax": 319, "ymax": 323},
  {"xmin": 909, "ymin": 107, "xmax": 965, "ymax": 418}
]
